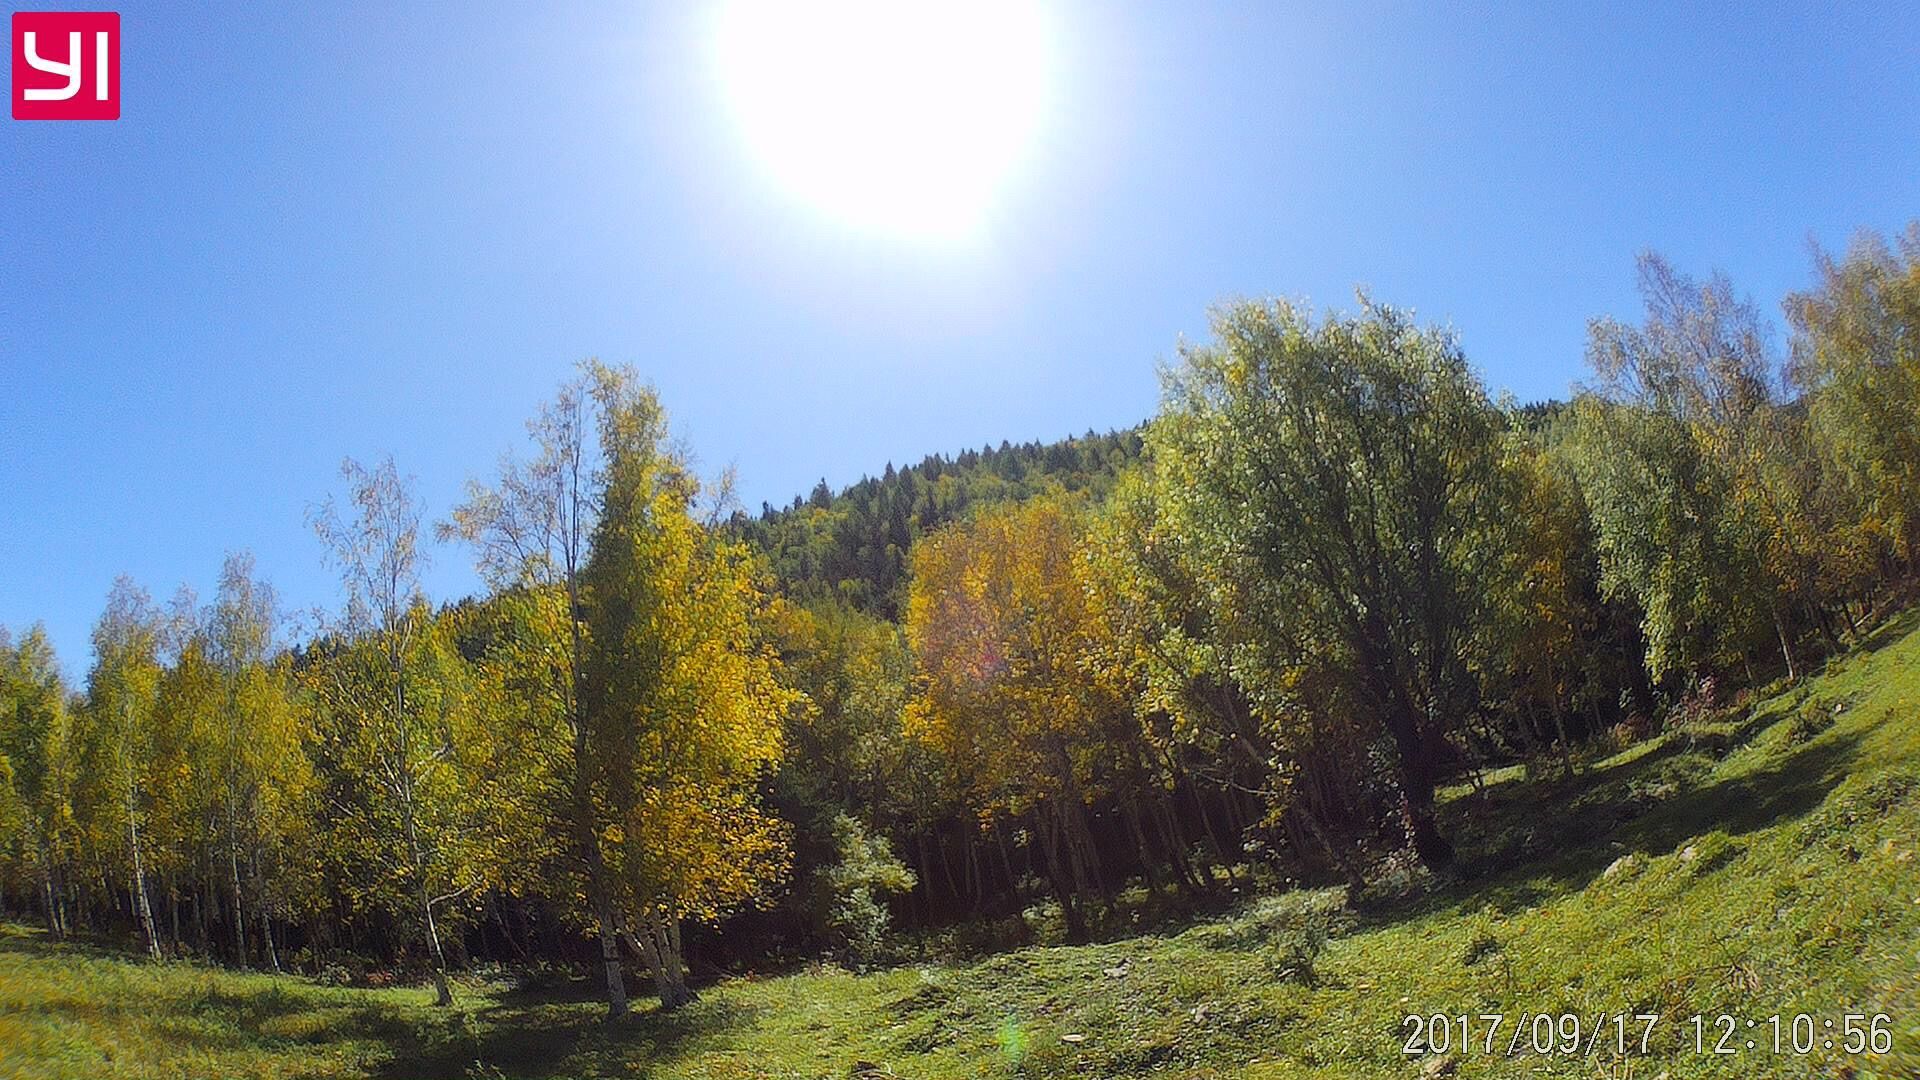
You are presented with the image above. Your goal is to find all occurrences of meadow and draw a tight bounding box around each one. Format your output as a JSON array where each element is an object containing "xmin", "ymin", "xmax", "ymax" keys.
[{"xmin": 6, "ymin": 612, "xmax": 1918, "ymax": 1080}]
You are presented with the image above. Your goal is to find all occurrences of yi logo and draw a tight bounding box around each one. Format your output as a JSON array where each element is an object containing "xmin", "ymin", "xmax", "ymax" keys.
[{"xmin": 12, "ymin": 11, "xmax": 120, "ymax": 120}]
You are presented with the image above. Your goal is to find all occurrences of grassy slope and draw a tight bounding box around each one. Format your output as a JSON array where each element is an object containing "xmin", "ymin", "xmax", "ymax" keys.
[{"xmin": 5, "ymin": 615, "xmax": 1920, "ymax": 1080}]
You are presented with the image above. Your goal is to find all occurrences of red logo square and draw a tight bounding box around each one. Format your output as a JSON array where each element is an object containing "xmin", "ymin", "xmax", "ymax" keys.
[{"xmin": 12, "ymin": 11, "xmax": 120, "ymax": 120}]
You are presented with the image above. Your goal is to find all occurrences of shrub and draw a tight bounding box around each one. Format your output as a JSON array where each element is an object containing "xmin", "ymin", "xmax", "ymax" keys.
[
  {"xmin": 1264, "ymin": 915, "xmax": 1329, "ymax": 985},
  {"xmin": 1784, "ymin": 699, "xmax": 1838, "ymax": 745},
  {"xmin": 814, "ymin": 813, "xmax": 915, "ymax": 969}
]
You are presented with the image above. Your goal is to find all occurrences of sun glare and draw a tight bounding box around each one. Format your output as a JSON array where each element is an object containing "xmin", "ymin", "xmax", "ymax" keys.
[{"xmin": 714, "ymin": 0, "xmax": 1051, "ymax": 241}]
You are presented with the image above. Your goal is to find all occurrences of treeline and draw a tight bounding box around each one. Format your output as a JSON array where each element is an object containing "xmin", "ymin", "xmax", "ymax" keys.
[
  {"xmin": 1, "ymin": 226, "xmax": 1916, "ymax": 1015},
  {"xmin": 739, "ymin": 429, "xmax": 1142, "ymax": 617}
]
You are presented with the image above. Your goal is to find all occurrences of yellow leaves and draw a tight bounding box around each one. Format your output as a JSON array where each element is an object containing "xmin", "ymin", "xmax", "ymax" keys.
[
  {"xmin": 904, "ymin": 495, "xmax": 1128, "ymax": 816},
  {"xmin": 576, "ymin": 420, "xmax": 795, "ymax": 926}
]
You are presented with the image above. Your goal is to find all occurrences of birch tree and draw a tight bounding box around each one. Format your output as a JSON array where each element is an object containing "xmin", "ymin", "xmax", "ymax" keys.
[
  {"xmin": 578, "ymin": 374, "xmax": 794, "ymax": 1008},
  {"xmin": 204, "ymin": 554, "xmax": 296, "ymax": 968},
  {"xmin": 442, "ymin": 362, "xmax": 635, "ymax": 1017},
  {"xmin": 78, "ymin": 578, "xmax": 166, "ymax": 959},
  {"xmin": 310, "ymin": 456, "xmax": 465, "ymax": 1006},
  {"xmin": 0, "ymin": 627, "xmax": 76, "ymax": 938}
]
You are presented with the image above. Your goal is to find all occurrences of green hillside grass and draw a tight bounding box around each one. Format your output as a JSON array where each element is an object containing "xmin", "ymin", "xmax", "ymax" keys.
[{"xmin": 6, "ymin": 613, "xmax": 1920, "ymax": 1080}]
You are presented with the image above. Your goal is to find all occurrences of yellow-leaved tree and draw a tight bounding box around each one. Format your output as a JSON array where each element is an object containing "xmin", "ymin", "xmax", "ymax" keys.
[
  {"xmin": 309, "ymin": 458, "xmax": 507, "ymax": 1006},
  {"xmin": 904, "ymin": 493, "xmax": 1125, "ymax": 942},
  {"xmin": 578, "ymin": 368, "xmax": 794, "ymax": 1010},
  {"xmin": 449, "ymin": 361, "xmax": 794, "ymax": 1013}
]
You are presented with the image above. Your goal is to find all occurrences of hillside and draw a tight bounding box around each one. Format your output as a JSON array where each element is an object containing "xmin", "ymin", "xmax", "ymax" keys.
[
  {"xmin": 7, "ymin": 609, "xmax": 1918, "ymax": 1079},
  {"xmin": 735, "ymin": 428, "xmax": 1142, "ymax": 617}
]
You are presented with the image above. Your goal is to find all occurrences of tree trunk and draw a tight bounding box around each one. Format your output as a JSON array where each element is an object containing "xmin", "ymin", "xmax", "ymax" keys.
[
  {"xmin": 667, "ymin": 919, "xmax": 690, "ymax": 1001},
  {"xmin": 572, "ymin": 701, "xmax": 628, "ymax": 1018},
  {"xmin": 1382, "ymin": 693, "xmax": 1455, "ymax": 870},
  {"xmin": 197, "ymin": 873, "xmax": 212, "ymax": 952},
  {"xmin": 915, "ymin": 831, "xmax": 937, "ymax": 921},
  {"xmin": 1549, "ymin": 698, "xmax": 1576, "ymax": 781},
  {"xmin": 399, "ymin": 795, "xmax": 452, "ymax": 1006},
  {"xmin": 565, "ymin": 569, "xmax": 631, "ymax": 1021},
  {"xmin": 964, "ymin": 832, "xmax": 985, "ymax": 914},
  {"xmin": 228, "ymin": 837, "xmax": 247, "ymax": 966},
  {"xmin": 577, "ymin": 798, "xmax": 627, "ymax": 1019},
  {"xmin": 128, "ymin": 810, "xmax": 160, "ymax": 960},
  {"xmin": 40, "ymin": 855, "xmax": 62, "ymax": 940},
  {"xmin": 1153, "ymin": 794, "xmax": 1202, "ymax": 897},
  {"xmin": 1397, "ymin": 764, "xmax": 1453, "ymax": 870},
  {"xmin": 57, "ymin": 863, "xmax": 73, "ymax": 937},
  {"xmin": 260, "ymin": 906, "xmax": 282, "ymax": 974},
  {"xmin": 625, "ymin": 912, "xmax": 695, "ymax": 1009},
  {"xmin": 1292, "ymin": 803, "xmax": 1368, "ymax": 899},
  {"xmin": 1050, "ymin": 738, "xmax": 1106, "ymax": 904},
  {"xmin": 1037, "ymin": 809, "xmax": 1089, "ymax": 943},
  {"xmin": 419, "ymin": 885, "xmax": 451, "ymax": 1005},
  {"xmin": 937, "ymin": 831, "xmax": 963, "ymax": 905},
  {"xmin": 493, "ymin": 896, "xmax": 532, "ymax": 961},
  {"xmin": 1121, "ymin": 801, "xmax": 1167, "ymax": 896},
  {"xmin": 592, "ymin": 891, "xmax": 628, "ymax": 1018},
  {"xmin": 402, "ymin": 819, "xmax": 451, "ymax": 1004},
  {"xmin": 1773, "ymin": 602, "xmax": 1798, "ymax": 681},
  {"xmin": 1190, "ymin": 779, "xmax": 1239, "ymax": 886}
]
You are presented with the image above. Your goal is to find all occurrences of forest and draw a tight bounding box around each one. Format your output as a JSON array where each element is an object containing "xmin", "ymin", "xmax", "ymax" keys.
[{"xmin": 2, "ymin": 225, "xmax": 1917, "ymax": 1026}]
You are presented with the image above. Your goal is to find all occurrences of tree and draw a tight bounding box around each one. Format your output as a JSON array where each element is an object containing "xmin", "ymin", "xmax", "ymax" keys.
[
  {"xmin": 1479, "ymin": 420, "xmax": 1647, "ymax": 777},
  {"xmin": 577, "ymin": 370, "xmax": 795, "ymax": 1008},
  {"xmin": 1574, "ymin": 254, "xmax": 1798, "ymax": 682},
  {"xmin": 77, "ymin": 578, "xmax": 166, "ymax": 959},
  {"xmin": 201, "ymin": 553, "xmax": 306, "ymax": 970},
  {"xmin": 0, "ymin": 627, "xmax": 76, "ymax": 937},
  {"xmin": 1088, "ymin": 468, "xmax": 1313, "ymax": 894},
  {"xmin": 1149, "ymin": 297, "xmax": 1515, "ymax": 869},
  {"xmin": 765, "ymin": 598, "xmax": 923, "ymax": 950},
  {"xmin": 441, "ymin": 362, "xmax": 635, "ymax": 1017},
  {"xmin": 904, "ymin": 494, "xmax": 1125, "ymax": 939},
  {"xmin": 449, "ymin": 363, "xmax": 795, "ymax": 1012},
  {"xmin": 771, "ymin": 599, "xmax": 914, "ymax": 819},
  {"xmin": 146, "ymin": 603, "xmax": 228, "ymax": 958},
  {"xmin": 311, "ymin": 457, "xmax": 468, "ymax": 1005},
  {"xmin": 811, "ymin": 811, "xmax": 914, "ymax": 968},
  {"xmin": 1786, "ymin": 226, "xmax": 1920, "ymax": 579}
]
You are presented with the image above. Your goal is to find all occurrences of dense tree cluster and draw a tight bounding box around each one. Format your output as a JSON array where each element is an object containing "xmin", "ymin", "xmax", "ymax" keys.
[
  {"xmin": 2, "ymin": 227, "xmax": 1915, "ymax": 1011},
  {"xmin": 738, "ymin": 431, "xmax": 1142, "ymax": 617}
]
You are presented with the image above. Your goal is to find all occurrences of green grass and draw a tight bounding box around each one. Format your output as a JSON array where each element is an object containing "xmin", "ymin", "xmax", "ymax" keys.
[{"xmin": 7, "ymin": 615, "xmax": 1920, "ymax": 1079}]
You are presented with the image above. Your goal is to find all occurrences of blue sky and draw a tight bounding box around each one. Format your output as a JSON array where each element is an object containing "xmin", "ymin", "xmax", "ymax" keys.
[{"xmin": 3, "ymin": 1, "xmax": 1917, "ymax": 674}]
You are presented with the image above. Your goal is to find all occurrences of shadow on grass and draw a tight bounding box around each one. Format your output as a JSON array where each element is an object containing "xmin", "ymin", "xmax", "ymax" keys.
[
  {"xmin": 0, "ymin": 926, "xmax": 757, "ymax": 1080},
  {"xmin": 0, "ymin": 924, "xmax": 160, "ymax": 965},
  {"xmin": 1407, "ymin": 720, "xmax": 1867, "ymax": 925},
  {"xmin": 1838, "ymin": 606, "xmax": 1918, "ymax": 660},
  {"xmin": 491, "ymin": 972, "xmax": 612, "ymax": 1007},
  {"xmin": 349, "ymin": 989, "xmax": 763, "ymax": 1080},
  {"xmin": 0, "ymin": 937, "xmax": 369, "ymax": 1063}
]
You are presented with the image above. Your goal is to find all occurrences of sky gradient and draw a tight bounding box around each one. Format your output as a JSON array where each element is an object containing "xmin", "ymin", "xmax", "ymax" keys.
[{"xmin": 4, "ymin": 1, "xmax": 1918, "ymax": 674}]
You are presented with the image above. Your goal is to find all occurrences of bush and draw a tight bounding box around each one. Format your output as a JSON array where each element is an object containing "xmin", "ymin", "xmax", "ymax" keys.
[
  {"xmin": 1784, "ymin": 699, "xmax": 1839, "ymax": 745},
  {"xmin": 1196, "ymin": 888, "xmax": 1345, "ymax": 985},
  {"xmin": 814, "ymin": 813, "xmax": 915, "ymax": 969},
  {"xmin": 1264, "ymin": 914, "xmax": 1329, "ymax": 985}
]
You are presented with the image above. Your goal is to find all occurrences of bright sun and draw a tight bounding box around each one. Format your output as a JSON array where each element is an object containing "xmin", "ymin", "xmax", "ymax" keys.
[{"xmin": 714, "ymin": 0, "xmax": 1051, "ymax": 241}]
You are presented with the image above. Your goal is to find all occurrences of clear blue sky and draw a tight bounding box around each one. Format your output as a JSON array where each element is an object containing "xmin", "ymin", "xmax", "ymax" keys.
[{"xmin": 4, "ymin": 1, "xmax": 1917, "ymax": 675}]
